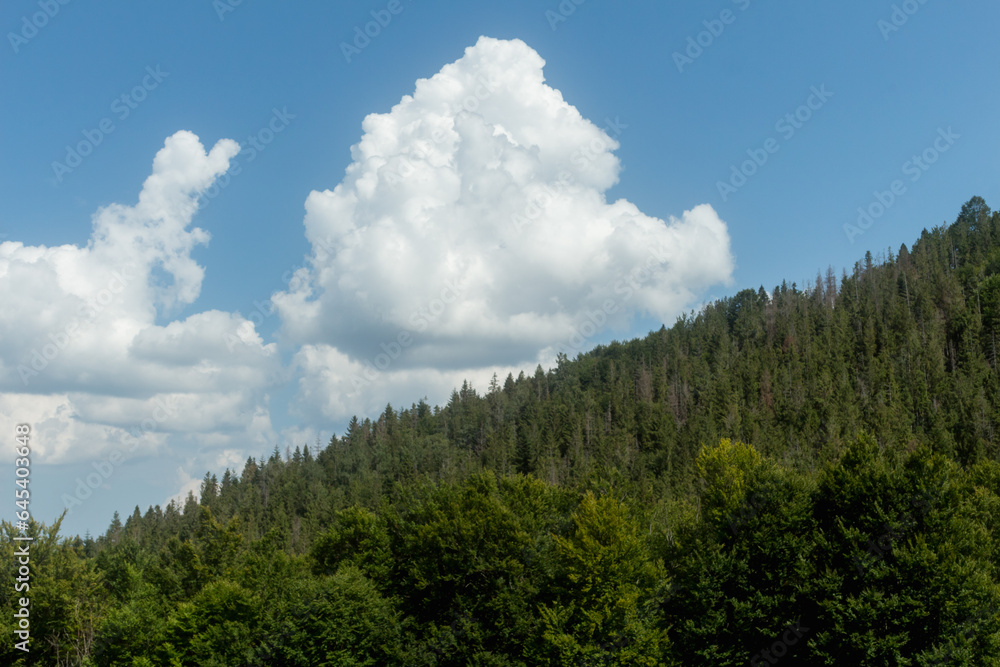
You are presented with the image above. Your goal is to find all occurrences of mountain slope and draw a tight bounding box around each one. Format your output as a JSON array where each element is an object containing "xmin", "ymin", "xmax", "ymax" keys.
[{"xmin": 3, "ymin": 196, "xmax": 1000, "ymax": 666}]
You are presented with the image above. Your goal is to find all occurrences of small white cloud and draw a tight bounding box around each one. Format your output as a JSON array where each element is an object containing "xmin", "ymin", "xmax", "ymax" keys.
[
  {"xmin": 291, "ymin": 342, "xmax": 528, "ymax": 423},
  {"xmin": 213, "ymin": 448, "xmax": 247, "ymax": 471},
  {"xmin": 165, "ymin": 466, "xmax": 202, "ymax": 509}
]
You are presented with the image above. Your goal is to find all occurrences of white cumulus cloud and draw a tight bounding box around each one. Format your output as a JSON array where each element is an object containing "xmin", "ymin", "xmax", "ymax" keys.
[
  {"xmin": 273, "ymin": 36, "xmax": 735, "ymax": 422},
  {"xmin": 0, "ymin": 37, "xmax": 737, "ymax": 467},
  {"xmin": 0, "ymin": 131, "xmax": 280, "ymax": 464}
]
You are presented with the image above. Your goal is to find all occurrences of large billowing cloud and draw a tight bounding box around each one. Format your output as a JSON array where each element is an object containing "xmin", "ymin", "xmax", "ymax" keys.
[
  {"xmin": 274, "ymin": 36, "xmax": 734, "ymax": 421},
  {"xmin": 0, "ymin": 131, "xmax": 280, "ymax": 465},
  {"xmin": 0, "ymin": 36, "xmax": 735, "ymax": 470}
]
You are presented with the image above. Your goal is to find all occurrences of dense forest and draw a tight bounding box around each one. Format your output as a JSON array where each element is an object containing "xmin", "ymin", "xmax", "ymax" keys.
[{"xmin": 3, "ymin": 196, "xmax": 1000, "ymax": 665}]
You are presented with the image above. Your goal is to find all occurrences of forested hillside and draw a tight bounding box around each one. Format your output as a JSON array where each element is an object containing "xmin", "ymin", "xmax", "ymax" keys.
[{"xmin": 4, "ymin": 197, "xmax": 1000, "ymax": 665}]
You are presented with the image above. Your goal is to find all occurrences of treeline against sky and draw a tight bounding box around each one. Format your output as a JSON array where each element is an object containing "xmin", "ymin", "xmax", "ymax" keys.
[{"xmin": 3, "ymin": 197, "xmax": 1000, "ymax": 665}]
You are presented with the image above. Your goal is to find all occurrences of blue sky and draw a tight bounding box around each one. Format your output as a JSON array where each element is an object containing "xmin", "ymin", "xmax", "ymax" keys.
[{"xmin": 2, "ymin": 0, "xmax": 998, "ymax": 537}]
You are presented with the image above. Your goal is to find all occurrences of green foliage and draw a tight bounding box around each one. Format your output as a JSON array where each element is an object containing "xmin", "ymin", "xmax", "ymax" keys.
[
  {"xmin": 540, "ymin": 491, "xmax": 670, "ymax": 665},
  {"xmin": 272, "ymin": 566, "xmax": 402, "ymax": 666},
  {"xmin": 310, "ymin": 505, "xmax": 391, "ymax": 579},
  {"xmin": 385, "ymin": 471, "xmax": 565, "ymax": 663},
  {"xmin": 804, "ymin": 438, "xmax": 1000, "ymax": 665},
  {"xmin": 665, "ymin": 451, "xmax": 815, "ymax": 665},
  {"xmin": 92, "ymin": 588, "xmax": 169, "ymax": 666},
  {"xmin": 159, "ymin": 579, "xmax": 260, "ymax": 666},
  {"xmin": 695, "ymin": 438, "xmax": 765, "ymax": 527}
]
